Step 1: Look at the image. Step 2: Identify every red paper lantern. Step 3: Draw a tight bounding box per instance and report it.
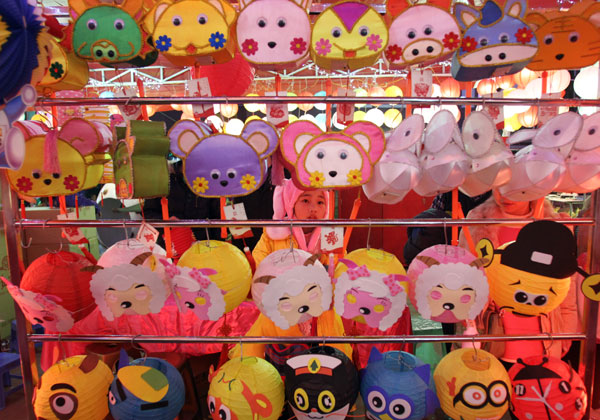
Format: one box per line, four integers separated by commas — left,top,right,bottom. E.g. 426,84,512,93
476,79,496,96
441,78,460,98
196,53,255,97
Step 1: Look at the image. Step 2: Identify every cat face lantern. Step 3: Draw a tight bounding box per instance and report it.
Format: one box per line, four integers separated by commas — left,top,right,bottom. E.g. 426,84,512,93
280,120,385,189
252,249,332,330
169,119,278,197
478,220,577,317
236,0,311,71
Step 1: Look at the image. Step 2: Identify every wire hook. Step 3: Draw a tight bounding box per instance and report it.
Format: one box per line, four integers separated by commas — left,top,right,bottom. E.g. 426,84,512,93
543,332,554,355
131,334,147,363
366,218,372,250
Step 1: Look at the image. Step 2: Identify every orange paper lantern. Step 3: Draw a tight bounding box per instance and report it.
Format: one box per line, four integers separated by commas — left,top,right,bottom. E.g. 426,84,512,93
441,78,460,98
513,68,539,88
476,79,496,96
518,106,539,128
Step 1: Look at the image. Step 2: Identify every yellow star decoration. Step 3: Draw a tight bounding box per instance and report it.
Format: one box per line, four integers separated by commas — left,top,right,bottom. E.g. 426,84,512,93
309,171,325,188
240,174,257,191
192,177,209,194
347,169,362,186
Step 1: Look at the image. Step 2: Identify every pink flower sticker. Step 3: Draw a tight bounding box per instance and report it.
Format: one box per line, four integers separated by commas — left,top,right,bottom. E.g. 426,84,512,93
290,37,307,55
366,34,383,51
315,38,332,56
242,38,259,56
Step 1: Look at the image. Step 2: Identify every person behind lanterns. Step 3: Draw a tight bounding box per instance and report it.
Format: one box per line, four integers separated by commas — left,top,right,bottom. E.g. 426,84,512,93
230,178,352,370
458,189,579,370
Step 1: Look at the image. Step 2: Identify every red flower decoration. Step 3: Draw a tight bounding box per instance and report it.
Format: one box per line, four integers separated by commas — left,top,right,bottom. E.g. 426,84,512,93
241,38,258,56
461,36,477,52
385,44,402,62
515,27,534,44
16,176,33,193
63,175,80,192
443,32,460,50
290,37,307,55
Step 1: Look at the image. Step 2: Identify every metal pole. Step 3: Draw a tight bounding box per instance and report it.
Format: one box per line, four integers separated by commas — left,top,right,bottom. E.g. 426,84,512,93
1,173,35,420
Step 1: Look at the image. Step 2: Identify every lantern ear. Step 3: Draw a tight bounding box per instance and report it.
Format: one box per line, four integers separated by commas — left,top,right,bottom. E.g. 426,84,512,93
254,275,275,284
81,265,104,273
469,258,489,268
303,254,321,266
476,238,495,267
79,354,100,373
208,364,217,382
416,256,441,267
367,347,384,364
130,252,152,266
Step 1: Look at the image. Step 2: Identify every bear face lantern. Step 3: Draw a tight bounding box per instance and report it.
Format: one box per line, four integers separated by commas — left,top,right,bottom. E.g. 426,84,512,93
478,220,578,316
284,346,359,420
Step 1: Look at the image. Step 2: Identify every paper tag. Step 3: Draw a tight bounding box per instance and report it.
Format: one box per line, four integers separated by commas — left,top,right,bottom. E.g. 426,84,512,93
186,78,214,118
478,92,505,128
57,212,88,245
411,68,433,98
116,88,142,121
266,91,289,128
223,203,253,239
538,93,561,125
137,222,159,248
320,227,344,253
336,88,355,126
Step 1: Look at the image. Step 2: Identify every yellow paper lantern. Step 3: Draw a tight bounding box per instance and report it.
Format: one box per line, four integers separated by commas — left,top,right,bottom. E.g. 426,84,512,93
476,79,496,96
208,357,284,420
171,104,182,111
244,93,261,113
385,85,403,97
178,240,252,314
434,348,511,420
504,113,522,132
383,108,403,128
441,78,460,98
220,104,239,119
34,355,113,420
298,91,314,112
245,115,261,123
354,110,366,121
355,88,368,108
513,68,540,88
518,106,539,128
287,92,298,112
288,114,299,123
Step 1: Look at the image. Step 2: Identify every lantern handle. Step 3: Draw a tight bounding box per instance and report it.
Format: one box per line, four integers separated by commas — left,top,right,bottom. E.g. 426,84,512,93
20,233,32,249
366,218,372,251
131,334,147,363
542,332,554,355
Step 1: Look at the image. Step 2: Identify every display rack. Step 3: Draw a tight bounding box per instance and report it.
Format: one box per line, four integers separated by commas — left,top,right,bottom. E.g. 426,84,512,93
4,95,600,420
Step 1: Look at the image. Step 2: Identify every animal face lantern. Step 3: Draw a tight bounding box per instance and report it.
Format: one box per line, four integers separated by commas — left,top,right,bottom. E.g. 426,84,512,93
434,348,511,420
385,4,461,69
280,120,385,189
109,357,185,420
310,1,388,70
69,0,155,66
333,248,408,331
284,346,359,420
252,249,332,330
236,0,311,70
478,220,577,317
361,349,439,420
169,119,278,197
7,118,112,197
525,0,600,71
508,355,587,420
33,355,113,420
208,357,285,420
451,0,538,81
407,245,489,323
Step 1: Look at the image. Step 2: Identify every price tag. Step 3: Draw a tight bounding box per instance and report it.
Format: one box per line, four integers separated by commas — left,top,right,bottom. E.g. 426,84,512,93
266,91,289,128
336,88,355,126
478,92,504,128
186,78,214,118
137,222,159,249
538,93,561,125
223,203,253,239
57,212,88,245
411,68,432,99
116,88,142,121
320,227,344,253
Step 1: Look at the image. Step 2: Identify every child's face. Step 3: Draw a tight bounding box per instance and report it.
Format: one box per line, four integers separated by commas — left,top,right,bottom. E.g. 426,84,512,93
293,190,327,220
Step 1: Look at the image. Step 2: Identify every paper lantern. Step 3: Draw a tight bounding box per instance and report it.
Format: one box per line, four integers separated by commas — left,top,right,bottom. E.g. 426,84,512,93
252,249,331,330
34,355,113,420
496,75,514,90
354,88,368,108
369,86,385,97
525,70,570,97
525,1,600,71
504,113,523,132
353,110,366,121
383,109,402,129
109,357,185,420
314,91,327,111
196,53,255,97
452,0,538,81
478,220,577,316
434,348,511,420
236,0,311,71
244,93,261,113
178,240,252,315
219,104,239,119
385,85,403,97
98,239,166,268
441,78,460,98
361,348,439,420
310,1,388,71
365,108,385,127
224,118,245,135
208,357,284,420
406,245,488,323
513,68,540,89
386,4,461,69
476,79,496,96
333,248,408,331
284,346,359,420
574,63,599,99
279,120,385,189
518,106,539,128
169,119,278,197
508,355,587,420
288,92,298,112
7,118,112,197
298,92,314,112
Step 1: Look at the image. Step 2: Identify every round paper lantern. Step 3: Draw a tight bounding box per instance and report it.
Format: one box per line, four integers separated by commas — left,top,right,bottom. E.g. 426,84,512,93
385,85,403,97
434,348,510,420
195,53,255,97
208,357,284,420
98,239,166,268
508,355,587,420
361,348,439,420
224,118,244,135
289,114,299,123
574,64,599,99
354,110,366,121
518,106,539,128
288,92,298,112
383,108,402,128
495,75,514,90
366,108,385,127
476,79,496,96
314,91,327,111
513,68,540,89
178,240,252,315
245,115,261,123
354,88,368,108
369,86,386,97
244,93,261,113
406,245,488,323
299,113,316,123
481,220,576,317
441,78,460,98
219,104,238,119
333,248,408,331
109,357,185,420
34,355,113,420
504,114,523,132
21,251,96,326
298,92,314,112
284,346,359,420
252,249,331,330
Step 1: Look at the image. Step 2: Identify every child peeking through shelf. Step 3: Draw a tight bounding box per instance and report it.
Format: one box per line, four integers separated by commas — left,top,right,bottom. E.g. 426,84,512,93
229,179,352,371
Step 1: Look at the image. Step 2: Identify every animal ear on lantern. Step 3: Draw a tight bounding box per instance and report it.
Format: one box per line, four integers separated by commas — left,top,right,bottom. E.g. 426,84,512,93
280,120,323,163
454,3,479,30
367,347,384,364
207,0,237,26
81,265,104,273
303,254,321,266
240,120,279,158
525,12,548,30
505,0,526,19
344,122,386,163
130,252,152,266
153,2,171,24
476,239,495,268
